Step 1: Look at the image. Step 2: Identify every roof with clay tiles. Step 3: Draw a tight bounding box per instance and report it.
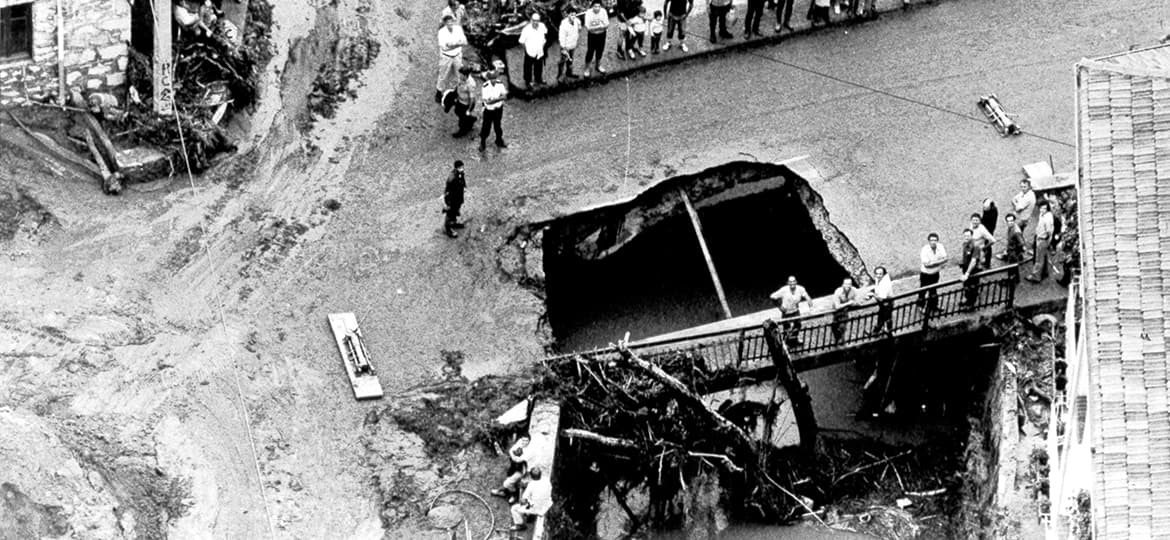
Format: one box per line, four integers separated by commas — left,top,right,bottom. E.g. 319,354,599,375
1075,43,1170,540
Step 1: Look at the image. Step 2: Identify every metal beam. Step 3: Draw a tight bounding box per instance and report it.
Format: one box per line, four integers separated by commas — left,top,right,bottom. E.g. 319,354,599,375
679,189,733,320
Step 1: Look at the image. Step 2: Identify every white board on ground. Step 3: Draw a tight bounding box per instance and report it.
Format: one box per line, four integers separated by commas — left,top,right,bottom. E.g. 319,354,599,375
326,313,385,400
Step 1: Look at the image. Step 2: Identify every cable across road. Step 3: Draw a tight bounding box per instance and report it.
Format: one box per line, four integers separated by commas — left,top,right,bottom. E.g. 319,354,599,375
744,50,1076,149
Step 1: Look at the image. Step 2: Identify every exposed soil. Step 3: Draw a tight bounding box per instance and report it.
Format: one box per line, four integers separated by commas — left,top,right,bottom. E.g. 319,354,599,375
0,0,1136,538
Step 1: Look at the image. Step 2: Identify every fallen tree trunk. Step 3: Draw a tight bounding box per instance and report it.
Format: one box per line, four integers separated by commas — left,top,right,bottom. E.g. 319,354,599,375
762,319,818,453
615,340,757,466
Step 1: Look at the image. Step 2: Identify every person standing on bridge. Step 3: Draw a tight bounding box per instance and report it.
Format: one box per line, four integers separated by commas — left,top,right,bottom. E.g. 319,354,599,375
867,266,893,336
1025,201,1055,283
968,213,997,269
959,228,983,310
831,277,859,342
998,213,1025,282
770,275,811,345
1011,179,1036,240
918,233,947,319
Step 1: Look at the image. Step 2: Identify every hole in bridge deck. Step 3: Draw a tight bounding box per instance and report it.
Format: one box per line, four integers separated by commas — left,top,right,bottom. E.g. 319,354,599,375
543,177,850,352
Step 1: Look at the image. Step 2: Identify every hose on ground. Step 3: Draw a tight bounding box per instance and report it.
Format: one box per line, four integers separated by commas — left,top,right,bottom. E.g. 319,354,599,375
426,489,496,540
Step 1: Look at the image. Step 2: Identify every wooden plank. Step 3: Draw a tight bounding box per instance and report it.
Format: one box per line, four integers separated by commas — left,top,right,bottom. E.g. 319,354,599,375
326,313,385,400
527,400,560,540
3,112,102,178
679,189,733,320
79,112,121,172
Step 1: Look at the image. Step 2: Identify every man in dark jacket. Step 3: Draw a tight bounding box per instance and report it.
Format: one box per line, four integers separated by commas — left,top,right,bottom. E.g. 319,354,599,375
959,228,982,309
443,161,467,238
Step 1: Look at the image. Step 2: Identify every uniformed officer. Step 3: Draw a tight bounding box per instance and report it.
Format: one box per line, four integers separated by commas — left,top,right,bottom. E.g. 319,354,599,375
443,160,467,238
479,67,508,152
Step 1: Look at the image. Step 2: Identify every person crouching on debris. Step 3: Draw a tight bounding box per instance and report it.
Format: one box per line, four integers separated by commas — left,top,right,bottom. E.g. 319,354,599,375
443,160,467,238
491,435,531,501
509,467,552,532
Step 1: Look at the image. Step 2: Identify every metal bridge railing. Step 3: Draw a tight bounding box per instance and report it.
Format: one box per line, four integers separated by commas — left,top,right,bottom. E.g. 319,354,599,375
546,262,1024,373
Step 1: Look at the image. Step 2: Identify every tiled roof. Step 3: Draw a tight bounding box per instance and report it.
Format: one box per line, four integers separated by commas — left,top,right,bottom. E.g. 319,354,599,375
1076,43,1170,540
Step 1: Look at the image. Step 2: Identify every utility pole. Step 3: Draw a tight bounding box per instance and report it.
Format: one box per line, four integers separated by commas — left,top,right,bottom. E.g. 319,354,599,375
152,0,174,115
679,189,733,320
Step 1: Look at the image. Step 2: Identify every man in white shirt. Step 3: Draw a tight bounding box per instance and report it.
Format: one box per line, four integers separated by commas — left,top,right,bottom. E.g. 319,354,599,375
518,13,548,88
436,15,467,102
479,69,508,152
1011,179,1036,237
867,266,893,336
509,467,553,531
917,233,947,317
1026,201,1055,282
831,277,859,342
583,1,609,76
968,213,996,268
769,275,811,345
558,10,581,81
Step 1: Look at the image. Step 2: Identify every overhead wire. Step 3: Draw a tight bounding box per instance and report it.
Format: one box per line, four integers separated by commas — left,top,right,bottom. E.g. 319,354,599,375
743,50,1075,149
161,30,276,535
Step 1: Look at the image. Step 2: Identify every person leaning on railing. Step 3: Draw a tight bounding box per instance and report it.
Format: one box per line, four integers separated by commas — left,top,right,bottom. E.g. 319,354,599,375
831,277,859,342
769,275,811,345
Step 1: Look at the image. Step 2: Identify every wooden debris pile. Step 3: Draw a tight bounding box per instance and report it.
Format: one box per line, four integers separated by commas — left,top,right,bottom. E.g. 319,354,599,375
530,339,814,536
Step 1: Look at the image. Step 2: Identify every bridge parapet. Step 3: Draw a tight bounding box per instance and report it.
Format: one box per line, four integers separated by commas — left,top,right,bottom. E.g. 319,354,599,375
545,262,1025,376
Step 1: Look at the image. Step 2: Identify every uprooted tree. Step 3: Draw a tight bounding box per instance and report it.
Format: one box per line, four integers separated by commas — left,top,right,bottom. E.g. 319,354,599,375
528,320,822,536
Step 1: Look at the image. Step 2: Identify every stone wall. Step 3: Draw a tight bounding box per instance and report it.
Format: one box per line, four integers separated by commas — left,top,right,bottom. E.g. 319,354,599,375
0,0,130,106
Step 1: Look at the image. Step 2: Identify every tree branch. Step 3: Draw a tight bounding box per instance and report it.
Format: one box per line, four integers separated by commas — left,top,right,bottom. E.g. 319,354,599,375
614,340,757,459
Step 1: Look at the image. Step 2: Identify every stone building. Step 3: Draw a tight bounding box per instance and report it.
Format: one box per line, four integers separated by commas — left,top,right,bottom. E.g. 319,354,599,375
0,0,130,107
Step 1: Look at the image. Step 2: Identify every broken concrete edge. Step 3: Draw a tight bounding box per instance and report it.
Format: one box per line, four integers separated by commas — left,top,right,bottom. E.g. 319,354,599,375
493,158,812,295
509,14,887,101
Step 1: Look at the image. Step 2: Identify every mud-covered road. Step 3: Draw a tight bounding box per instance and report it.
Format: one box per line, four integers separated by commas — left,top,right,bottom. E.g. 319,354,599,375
1,0,1167,538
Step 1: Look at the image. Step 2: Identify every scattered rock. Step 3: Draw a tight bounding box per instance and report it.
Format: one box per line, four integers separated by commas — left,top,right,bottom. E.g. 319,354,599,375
426,504,463,529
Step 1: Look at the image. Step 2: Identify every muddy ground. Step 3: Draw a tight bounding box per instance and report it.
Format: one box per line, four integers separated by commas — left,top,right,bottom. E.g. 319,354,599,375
0,0,1165,538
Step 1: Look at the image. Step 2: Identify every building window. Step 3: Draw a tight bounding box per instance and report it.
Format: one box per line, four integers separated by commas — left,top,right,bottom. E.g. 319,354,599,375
0,3,33,61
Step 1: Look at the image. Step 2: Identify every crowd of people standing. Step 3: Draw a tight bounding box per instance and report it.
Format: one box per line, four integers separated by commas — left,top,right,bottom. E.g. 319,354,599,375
770,178,1075,344
431,0,919,155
